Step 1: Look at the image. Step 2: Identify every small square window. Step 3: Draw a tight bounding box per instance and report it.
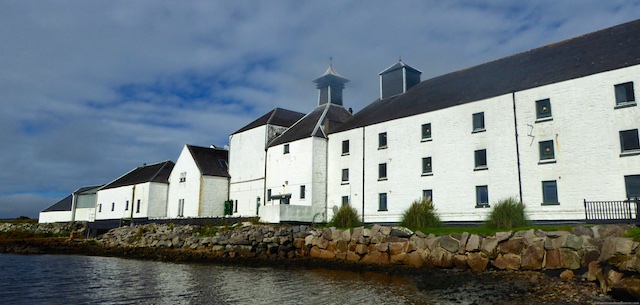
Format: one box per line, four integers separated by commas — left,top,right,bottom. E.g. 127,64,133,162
625,175,640,199
378,132,387,148
539,140,555,161
342,140,349,155
422,189,433,202
341,196,349,207
615,82,635,105
474,149,487,170
341,169,349,183
476,185,489,207
422,157,432,175
179,172,186,183
284,144,290,154
378,163,387,180
536,98,552,120
472,112,485,132
542,181,559,205
300,185,306,199
421,123,432,140
378,193,388,211
620,129,640,153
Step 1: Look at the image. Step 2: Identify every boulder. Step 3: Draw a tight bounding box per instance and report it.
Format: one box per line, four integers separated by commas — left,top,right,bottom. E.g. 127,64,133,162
376,242,389,252
390,227,413,238
346,251,361,262
429,247,454,268
331,228,343,241
492,253,521,270
495,231,513,242
390,252,407,264
599,237,638,266
612,277,640,301
426,236,441,251
559,269,574,280
351,227,364,241
498,237,524,255
467,252,489,272
521,240,545,270
560,248,581,269
458,232,470,254
544,249,562,269
561,234,582,250
355,244,368,255
480,237,498,259
586,261,602,282
362,250,389,265
388,242,408,255
571,226,594,237
452,254,467,270
410,235,427,251
465,234,481,252
341,229,351,242
439,235,459,253
406,250,427,268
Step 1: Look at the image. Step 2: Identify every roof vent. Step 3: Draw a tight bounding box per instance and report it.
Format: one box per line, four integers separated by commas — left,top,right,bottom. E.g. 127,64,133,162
313,64,349,106
379,59,421,99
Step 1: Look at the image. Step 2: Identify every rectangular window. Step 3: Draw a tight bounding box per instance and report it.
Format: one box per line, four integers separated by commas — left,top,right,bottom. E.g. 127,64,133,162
421,123,432,141
615,82,635,105
341,196,349,207
476,186,489,207
267,189,272,201
378,163,387,180
178,199,184,217
539,140,555,161
378,132,387,148
341,169,349,183
378,193,388,211
474,149,488,169
111,202,115,211
422,157,432,175
136,200,141,213
472,112,485,132
125,200,129,211
422,189,433,202
284,144,290,154
542,181,559,205
342,140,349,155
620,129,640,153
300,185,306,199
535,98,552,120
98,204,102,213
625,175,640,199
179,172,186,183
234,200,238,213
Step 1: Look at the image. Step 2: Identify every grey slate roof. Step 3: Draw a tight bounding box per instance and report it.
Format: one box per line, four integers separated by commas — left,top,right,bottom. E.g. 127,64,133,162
101,160,175,190
333,19,640,133
42,195,72,212
232,108,305,134
269,103,352,147
186,145,230,178
379,60,422,75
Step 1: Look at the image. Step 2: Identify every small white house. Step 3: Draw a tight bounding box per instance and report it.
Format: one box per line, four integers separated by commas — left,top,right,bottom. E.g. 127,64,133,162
167,144,230,218
95,161,174,220
38,185,102,223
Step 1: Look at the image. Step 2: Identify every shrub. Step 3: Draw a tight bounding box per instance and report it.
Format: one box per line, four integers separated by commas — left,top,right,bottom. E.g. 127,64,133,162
485,197,530,229
330,205,362,228
400,197,441,229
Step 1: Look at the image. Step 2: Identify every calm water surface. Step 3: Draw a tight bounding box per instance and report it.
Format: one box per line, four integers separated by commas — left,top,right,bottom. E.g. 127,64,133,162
0,254,515,305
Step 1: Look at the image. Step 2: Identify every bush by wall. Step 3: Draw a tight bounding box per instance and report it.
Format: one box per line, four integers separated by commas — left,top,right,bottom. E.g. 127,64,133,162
330,205,362,228
400,197,441,229
485,197,529,229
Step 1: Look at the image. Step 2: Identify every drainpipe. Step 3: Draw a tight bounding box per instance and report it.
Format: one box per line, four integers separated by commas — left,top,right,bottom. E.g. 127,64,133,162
130,185,136,223
512,92,524,203
70,192,78,223
362,126,366,223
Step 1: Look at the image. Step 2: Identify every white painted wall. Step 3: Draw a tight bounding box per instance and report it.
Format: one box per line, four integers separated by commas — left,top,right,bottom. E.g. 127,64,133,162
167,145,202,218
38,211,71,223
201,176,228,216
95,182,168,220
229,125,267,216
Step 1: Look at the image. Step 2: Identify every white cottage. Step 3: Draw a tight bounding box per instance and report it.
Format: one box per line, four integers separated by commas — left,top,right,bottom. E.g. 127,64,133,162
261,66,352,223
95,161,174,221
167,144,230,218
229,108,305,217
38,185,102,223
327,19,640,223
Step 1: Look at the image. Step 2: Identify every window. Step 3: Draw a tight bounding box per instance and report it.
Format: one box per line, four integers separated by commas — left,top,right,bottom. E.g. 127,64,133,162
421,123,432,141
125,200,129,211
341,169,349,183
536,98,552,120
378,193,388,211
342,140,349,155
620,129,640,154
378,163,387,180
300,185,306,199
476,186,489,207
234,200,238,213
474,149,487,170
136,200,141,213
378,132,387,148
111,202,115,211
472,112,485,132
422,157,432,175
284,144,290,154
422,189,433,202
179,172,186,183
542,181,559,205
267,189,272,201
625,175,640,199
178,199,184,217
98,204,102,213
341,196,349,207
615,82,635,106
539,140,555,162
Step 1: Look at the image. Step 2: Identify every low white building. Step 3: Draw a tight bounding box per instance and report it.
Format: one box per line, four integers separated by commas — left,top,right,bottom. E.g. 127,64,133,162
95,161,174,220
167,144,230,218
38,185,101,223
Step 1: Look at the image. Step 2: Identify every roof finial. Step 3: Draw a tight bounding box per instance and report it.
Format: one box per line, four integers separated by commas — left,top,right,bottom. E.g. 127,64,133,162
399,56,402,62
329,56,333,68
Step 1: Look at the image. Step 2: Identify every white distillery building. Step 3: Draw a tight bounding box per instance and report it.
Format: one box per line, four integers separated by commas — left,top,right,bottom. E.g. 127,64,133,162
38,185,102,223
167,144,230,218
227,19,640,224
95,161,174,221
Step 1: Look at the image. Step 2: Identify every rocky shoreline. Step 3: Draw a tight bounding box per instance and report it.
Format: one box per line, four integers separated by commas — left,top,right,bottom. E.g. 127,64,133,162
1,222,639,302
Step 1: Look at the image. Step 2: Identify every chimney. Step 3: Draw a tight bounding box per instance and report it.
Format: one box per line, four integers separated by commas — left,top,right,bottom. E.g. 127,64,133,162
313,64,349,106
379,59,421,99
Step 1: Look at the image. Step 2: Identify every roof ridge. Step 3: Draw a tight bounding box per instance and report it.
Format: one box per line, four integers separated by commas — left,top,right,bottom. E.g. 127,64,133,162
148,160,172,182
312,103,332,138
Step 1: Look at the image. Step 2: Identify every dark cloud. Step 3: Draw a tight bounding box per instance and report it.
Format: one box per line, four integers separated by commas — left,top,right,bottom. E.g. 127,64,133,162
0,1,638,218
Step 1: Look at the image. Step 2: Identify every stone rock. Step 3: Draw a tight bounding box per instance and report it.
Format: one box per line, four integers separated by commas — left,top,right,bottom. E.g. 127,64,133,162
452,254,467,270
331,229,342,241
414,230,426,238
560,248,581,269
586,261,602,282
317,237,329,249
544,235,564,250
327,241,337,252
467,252,489,272
370,224,381,236
545,249,562,269
599,237,637,266
390,252,407,264
495,231,513,242
582,249,600,267
559,269,574,280
429,247,454,268
362,251,389,265
355,244,368,255
426,236,441,251
410,235,427,251
612,277,640,301
309,246,322,258
458,232,470,254
322,228,333,241
492,253,521,270
304,235,314,247
439,235,459,253
480,237,498,259
319,249,336,260
465,234,481,252
561,234,582,250
351,227,363,241
346,251,361,262
498,237,524,255
390,227,413,238
293,238,305,249
341,229,351,242
406,250,427,268
607,269,624,288
362,228,371,237
545,231,570,238
592,225,625,238
380,226,392,236
388,242,408,255
571,226,593,237
521,240,545,270
376,242,389,252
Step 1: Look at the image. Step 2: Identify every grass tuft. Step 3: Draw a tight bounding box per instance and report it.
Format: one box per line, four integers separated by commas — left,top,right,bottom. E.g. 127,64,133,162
485,197,530,229
330,205,362,228
400,197,441,229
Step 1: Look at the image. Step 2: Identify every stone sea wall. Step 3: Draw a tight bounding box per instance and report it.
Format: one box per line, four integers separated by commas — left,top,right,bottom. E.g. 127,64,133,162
0,222,86,236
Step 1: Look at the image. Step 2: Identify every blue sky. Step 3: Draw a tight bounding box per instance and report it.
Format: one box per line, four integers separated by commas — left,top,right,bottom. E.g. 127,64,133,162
0,1,638,218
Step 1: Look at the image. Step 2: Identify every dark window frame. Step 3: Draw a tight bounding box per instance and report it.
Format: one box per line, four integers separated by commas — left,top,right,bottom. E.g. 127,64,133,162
615,82,636,106
378,132,387,149
620,129,640,154
542,180,559,205
378,193,388,211
125,200,129,211
422,157,432,175
300,185,306,199
341,168,349,184
539,140,555,162
472,112,485,132
136,200,141,213
474,149,488,170
476,185,489,208
625,175,640,199
111,202,115,211
267,189,272,201
535,98,552,120
421,123,432,141
378,163,387,180
341,196,349,207
422,189,433,202
342,140,350,155
283,144,290,154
